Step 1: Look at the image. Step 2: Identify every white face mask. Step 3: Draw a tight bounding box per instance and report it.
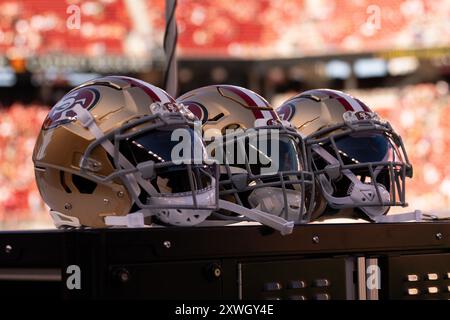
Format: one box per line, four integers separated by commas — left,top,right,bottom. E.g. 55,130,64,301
147,184,216,226
248,187,305,221
313,143,392,220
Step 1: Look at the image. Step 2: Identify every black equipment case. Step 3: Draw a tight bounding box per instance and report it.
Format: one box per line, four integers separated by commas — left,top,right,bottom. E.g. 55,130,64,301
0,222,449,300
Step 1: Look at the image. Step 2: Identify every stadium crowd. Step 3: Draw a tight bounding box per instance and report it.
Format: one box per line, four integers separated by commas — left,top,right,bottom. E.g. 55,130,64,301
168,0,450,57
0,0,130,58
0,82,449,227
0,103,50,228
1,0,449,59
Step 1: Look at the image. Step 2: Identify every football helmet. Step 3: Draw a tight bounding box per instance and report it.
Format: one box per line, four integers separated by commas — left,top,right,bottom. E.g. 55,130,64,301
177,85,314,227
277,89,413,222
33,76,218,228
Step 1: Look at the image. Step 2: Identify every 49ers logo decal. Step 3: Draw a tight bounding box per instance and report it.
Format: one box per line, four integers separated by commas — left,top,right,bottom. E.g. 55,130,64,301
182,101,209,124
43,88,100,130
277,103,295,121
354,111,373,120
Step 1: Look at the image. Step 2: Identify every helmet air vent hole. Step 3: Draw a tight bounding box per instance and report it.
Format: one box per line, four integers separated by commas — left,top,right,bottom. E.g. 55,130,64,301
60,171,72,194
72,174,97,194
210,113,225,122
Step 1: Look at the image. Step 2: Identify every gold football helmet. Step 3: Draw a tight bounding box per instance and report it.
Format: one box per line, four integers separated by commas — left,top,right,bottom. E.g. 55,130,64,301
177,85,314,225
33,76,218,228
277,89,413,222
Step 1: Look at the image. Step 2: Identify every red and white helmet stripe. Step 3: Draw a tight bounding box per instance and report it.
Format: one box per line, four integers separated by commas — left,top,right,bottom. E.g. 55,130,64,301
105,76,175,103
219,85,277,120
303,89,372,112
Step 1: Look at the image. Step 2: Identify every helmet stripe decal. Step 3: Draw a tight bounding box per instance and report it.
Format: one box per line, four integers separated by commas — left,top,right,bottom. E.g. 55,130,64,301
355,98,372,112
107,76,175,103
328,89,364,111
312,89,363,111
220,85,276,119
336,97,354,111
261,109,278,120
220,85,264,119
163,91,177,103
124,77,173,103
222,85,258,106
251,108,264,119
245,88,271,108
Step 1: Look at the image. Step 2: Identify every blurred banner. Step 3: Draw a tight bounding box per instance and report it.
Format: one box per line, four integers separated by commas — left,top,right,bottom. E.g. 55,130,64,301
1,1,450,62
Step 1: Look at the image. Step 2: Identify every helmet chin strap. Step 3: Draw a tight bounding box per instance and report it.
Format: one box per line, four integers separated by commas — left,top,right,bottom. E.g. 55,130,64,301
104,211,148,228
103,197,296,234
218,199,294,235
312,145,421,222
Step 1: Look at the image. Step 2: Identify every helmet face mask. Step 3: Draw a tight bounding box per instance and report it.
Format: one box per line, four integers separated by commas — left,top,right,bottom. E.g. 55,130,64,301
213,126,314,221
277,89,413,222
308,119,411,220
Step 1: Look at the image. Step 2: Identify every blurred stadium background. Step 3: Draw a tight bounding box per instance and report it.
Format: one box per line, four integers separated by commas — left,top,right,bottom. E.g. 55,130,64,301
1,0,450,229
